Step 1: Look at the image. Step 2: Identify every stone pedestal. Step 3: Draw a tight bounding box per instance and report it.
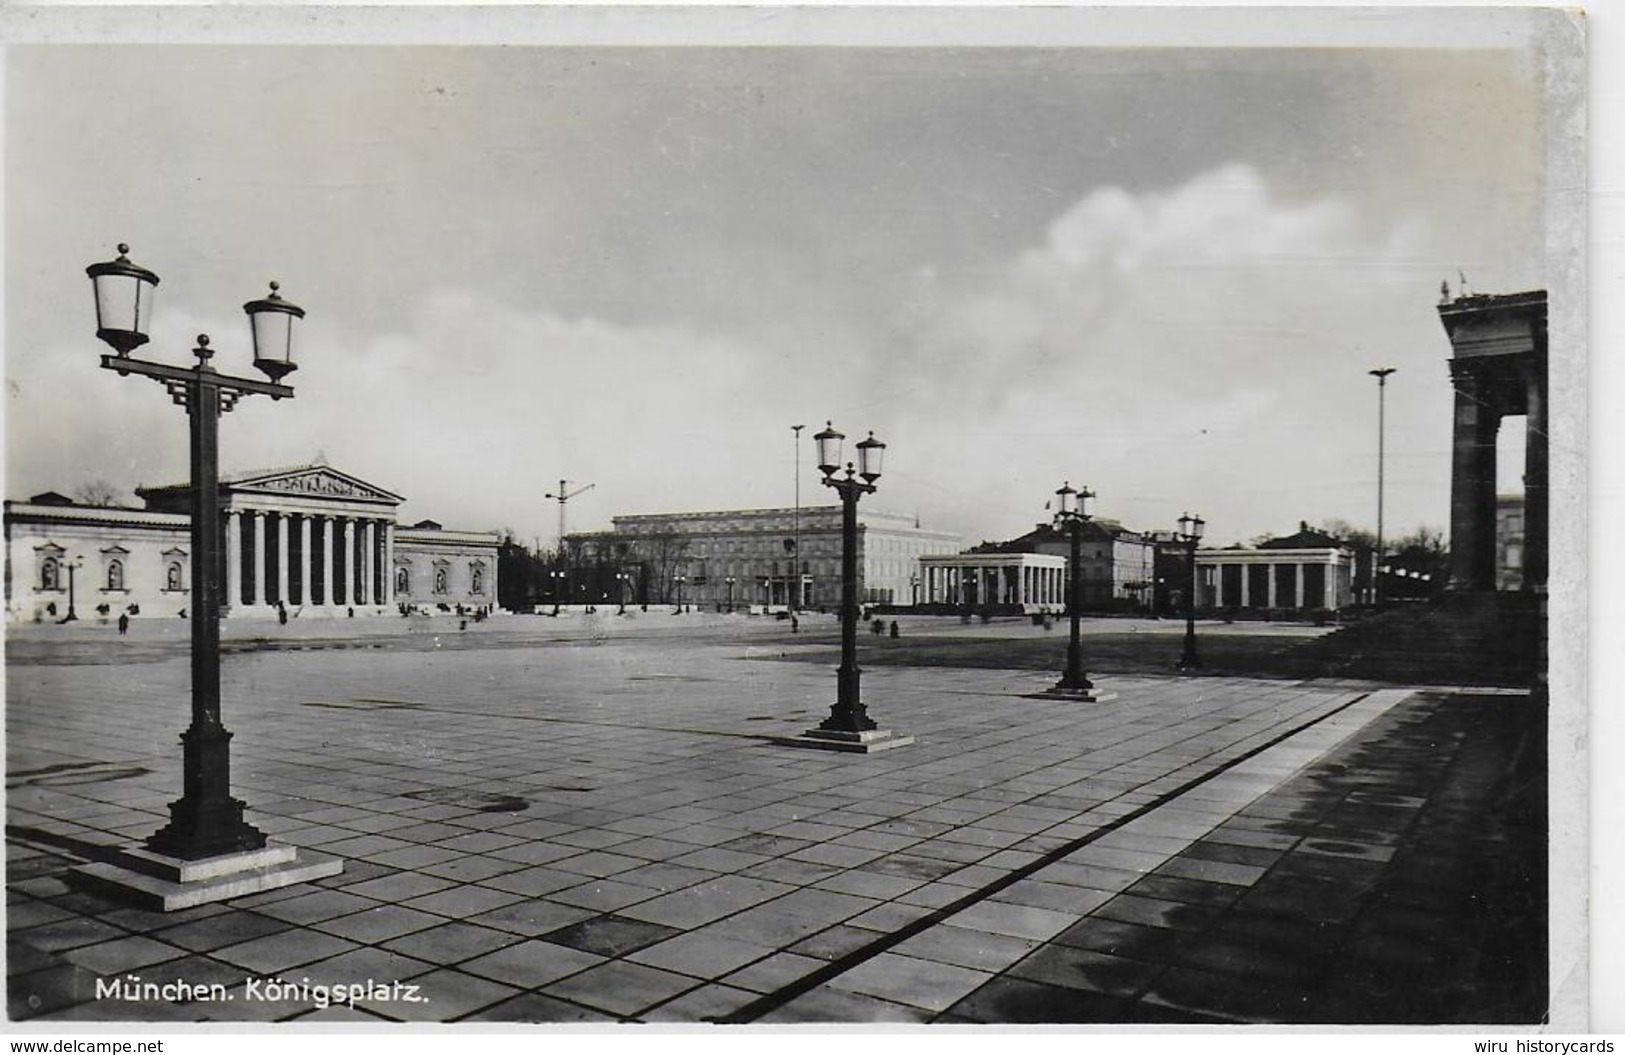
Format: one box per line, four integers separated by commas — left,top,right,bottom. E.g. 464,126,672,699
71,844,341,912
1024,686,1119,703
774,727,915,753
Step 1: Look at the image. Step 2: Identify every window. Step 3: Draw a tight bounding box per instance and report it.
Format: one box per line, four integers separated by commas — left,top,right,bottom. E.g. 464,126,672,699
434,567,449,594
167,562,183,591
41,558,60,591
106,560,124,591
395,565,411,595
471,564,485,595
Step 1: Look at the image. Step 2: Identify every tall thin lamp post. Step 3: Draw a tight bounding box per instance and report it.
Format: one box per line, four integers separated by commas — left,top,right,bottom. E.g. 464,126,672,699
76,244,338,906
1176,513,1206,672
792,424,803,612
62,556,83,623
1370,367,1397,607
777,423,912,752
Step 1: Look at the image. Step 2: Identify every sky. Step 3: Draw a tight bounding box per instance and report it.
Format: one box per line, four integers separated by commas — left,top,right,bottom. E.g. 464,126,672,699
4,20,1562,550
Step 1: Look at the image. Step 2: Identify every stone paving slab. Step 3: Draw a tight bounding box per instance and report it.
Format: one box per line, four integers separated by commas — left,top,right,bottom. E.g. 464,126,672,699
6,629,1541,1024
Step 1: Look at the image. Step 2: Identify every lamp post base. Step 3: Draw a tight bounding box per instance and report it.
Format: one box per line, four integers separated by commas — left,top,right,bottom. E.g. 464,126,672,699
70,843,341,912
1027,685,1118,703
774,727,915,753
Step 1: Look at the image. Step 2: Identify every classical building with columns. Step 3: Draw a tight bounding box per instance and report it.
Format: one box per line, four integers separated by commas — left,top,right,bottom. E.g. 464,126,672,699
917,552,1070,611
1438,290,1547,595
1196,523,1355,612
4,464,499,621
959,519,1156,609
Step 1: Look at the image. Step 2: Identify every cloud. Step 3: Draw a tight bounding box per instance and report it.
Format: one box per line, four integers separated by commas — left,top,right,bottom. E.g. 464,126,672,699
872,163,1447,544
6,163,1458,551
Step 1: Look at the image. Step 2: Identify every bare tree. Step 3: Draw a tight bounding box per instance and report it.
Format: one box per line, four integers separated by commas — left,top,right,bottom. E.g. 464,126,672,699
644,528,691,604
73,479,123,507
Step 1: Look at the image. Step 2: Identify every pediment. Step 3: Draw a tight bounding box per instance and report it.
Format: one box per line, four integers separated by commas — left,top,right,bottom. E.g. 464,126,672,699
228,467,404,506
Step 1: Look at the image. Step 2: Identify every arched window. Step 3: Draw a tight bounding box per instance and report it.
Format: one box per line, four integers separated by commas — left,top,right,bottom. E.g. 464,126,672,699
434,567,448,594
41,558,59,591
470,565,485,595
106,560,124,591
167,562,183,591
395,565,410,595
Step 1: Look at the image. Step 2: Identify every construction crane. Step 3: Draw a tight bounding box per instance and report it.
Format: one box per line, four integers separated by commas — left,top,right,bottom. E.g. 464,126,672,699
544,479,595,553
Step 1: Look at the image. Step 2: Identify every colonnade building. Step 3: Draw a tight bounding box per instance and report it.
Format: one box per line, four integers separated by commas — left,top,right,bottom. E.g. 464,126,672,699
4,464,500,622
920,519,1155,611
1193,524,1356,611
566,506,960,610
916,553,1070,610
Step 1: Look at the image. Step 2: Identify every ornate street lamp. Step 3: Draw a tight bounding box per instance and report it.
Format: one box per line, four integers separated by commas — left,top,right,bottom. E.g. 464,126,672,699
725,575,737,613
550,569,565,616
1176,512,1206,672
74,244,338,908
616,571,632,615
778,423,912,753
60,556,84,623
673,574,687,614
1042,482,1106,701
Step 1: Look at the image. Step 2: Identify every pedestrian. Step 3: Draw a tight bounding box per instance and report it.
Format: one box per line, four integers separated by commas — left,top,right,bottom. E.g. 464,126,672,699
117,612,129,636
889,620,899,638
791,614,799,634
277,602,288,626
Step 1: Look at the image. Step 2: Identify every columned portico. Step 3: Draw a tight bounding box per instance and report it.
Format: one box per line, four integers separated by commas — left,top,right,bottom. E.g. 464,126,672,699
11,464,498,623
1438,291,1547,593
136,466,406,616
919,552,1067,611
1202,548,1353,611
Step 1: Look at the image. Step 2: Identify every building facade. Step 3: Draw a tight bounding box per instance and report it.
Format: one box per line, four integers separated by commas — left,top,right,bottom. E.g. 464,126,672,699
917,552,1069,610
566,506,960,610
5,465,499,622
955,519,1156,609
1497,494,1526,591
1196,524,1356,612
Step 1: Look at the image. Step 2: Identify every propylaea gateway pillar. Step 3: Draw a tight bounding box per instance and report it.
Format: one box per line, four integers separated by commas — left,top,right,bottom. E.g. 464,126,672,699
1437,290,1547,593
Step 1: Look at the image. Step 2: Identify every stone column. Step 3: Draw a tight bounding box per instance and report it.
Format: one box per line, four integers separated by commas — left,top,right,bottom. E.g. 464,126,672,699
363,520,376,606
223,510,242,613
384,523,396,606
296,515,310,605
319,517,333,607
276,513,290,606
336,519,351,606
252,511,267,607
1240,562,1250,608
1296,563,1307,609
1447,364,1502,590
1524,360,1548,592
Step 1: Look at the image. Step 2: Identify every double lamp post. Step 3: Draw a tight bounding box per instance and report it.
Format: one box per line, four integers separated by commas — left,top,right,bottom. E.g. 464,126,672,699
776,422,912,753
78,244,340,905
1043,481,1107,702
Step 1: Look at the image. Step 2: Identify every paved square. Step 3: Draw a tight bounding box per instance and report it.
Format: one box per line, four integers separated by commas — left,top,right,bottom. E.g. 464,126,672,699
7,618,1543,1024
